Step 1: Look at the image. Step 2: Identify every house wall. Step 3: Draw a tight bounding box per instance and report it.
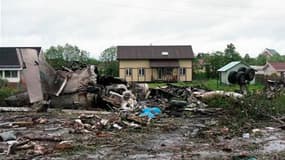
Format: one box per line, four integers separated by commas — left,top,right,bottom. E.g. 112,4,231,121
119,59,193,82
0,68,21,83
220,63,255,85
119,60,151,82
179,60,192,81
263,64,280,76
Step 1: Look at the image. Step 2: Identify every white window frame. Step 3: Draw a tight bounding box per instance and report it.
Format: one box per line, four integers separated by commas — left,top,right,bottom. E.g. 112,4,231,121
179,68,186,76
125,68,132,76
4,70,18,78
139,68,145,77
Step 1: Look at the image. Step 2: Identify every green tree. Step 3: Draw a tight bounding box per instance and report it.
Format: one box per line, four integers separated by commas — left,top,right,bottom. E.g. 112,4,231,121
99,46,118,76
204,43,242,78
224,43,242,63
242,53,257,65
205,51,225,78
255,54,267,65
45,43,91,69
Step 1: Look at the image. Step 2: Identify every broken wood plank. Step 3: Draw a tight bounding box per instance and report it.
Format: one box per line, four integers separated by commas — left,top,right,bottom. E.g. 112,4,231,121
23,135,63,142
56,109,112,115
0,107,32,112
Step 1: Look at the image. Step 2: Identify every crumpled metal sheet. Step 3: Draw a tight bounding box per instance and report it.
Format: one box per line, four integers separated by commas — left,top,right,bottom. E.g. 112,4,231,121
19,48,44,103
62,66,96,94
38,53,65,95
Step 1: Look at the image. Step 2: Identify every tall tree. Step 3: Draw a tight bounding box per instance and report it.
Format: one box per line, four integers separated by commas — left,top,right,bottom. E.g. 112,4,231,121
204,43,242,78
224,43,242,63
99,46,118,76
243,53,253,64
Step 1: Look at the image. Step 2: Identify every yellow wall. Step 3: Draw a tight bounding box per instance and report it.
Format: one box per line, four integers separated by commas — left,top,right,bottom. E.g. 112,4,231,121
119,60,151,82
119,59,192,82
179,60,192,81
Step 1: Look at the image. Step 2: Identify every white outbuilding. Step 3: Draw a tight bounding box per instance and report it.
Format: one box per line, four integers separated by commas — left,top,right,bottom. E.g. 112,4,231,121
217,61,255,85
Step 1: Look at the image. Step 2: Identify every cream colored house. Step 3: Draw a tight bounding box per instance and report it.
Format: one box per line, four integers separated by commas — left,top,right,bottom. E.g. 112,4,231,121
117,45,194,82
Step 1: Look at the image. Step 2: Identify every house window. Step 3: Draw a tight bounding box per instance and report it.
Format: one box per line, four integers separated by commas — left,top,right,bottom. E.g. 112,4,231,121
0,71,2,78
11,71,18,77
4,70,18,78
125,68,132,76
139,68,145,76
179,68,186,76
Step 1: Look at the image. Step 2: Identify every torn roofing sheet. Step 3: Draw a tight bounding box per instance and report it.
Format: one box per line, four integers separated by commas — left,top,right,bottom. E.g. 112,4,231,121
18,48,44,103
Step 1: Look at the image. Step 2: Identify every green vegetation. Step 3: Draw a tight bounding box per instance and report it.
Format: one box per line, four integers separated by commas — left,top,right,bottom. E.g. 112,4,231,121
195,43,285,79
99,46,118,77
0,79,18,105
0,87,18,105
45,43,94,70
45,44,118,76
205,92,285,133
149,79,264,92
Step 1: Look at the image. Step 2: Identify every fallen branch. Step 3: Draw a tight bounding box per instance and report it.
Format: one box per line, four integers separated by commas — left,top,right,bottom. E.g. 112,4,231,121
270,115,285,124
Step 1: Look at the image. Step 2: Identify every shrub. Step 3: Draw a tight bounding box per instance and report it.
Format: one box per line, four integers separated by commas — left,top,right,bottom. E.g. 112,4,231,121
0,79,8,88
206,93,285,118
0,87,17,106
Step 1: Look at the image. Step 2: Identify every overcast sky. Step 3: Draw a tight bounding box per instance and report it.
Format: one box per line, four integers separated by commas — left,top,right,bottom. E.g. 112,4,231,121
0,0,284,58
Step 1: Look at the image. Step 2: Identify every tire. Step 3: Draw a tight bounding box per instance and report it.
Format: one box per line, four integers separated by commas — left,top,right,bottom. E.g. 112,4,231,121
245,68,255,81
236,71,246,85
228,71,237,84
238,67,247,72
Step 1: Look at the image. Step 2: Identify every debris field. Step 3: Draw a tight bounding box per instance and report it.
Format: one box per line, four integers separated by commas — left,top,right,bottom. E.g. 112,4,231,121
0,50,285,159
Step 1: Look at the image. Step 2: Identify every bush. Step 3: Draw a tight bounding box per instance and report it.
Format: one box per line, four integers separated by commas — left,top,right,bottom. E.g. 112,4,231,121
0,87,17,106
0,79,8,88
204,93,285,133
206,93,285,119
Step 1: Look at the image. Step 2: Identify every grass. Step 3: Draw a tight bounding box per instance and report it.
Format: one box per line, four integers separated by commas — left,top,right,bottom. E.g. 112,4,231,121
148,79,264,92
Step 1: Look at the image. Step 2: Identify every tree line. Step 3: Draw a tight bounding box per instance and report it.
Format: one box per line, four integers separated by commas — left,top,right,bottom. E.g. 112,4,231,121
195,43,285,78
45,43,118,77
45,43,285,79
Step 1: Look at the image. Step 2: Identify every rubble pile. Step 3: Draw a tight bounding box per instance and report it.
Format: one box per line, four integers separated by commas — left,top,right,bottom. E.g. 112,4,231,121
265,80,285,99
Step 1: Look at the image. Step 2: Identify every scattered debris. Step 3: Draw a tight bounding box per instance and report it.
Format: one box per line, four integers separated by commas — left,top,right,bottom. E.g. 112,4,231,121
0,49,284,159
0,131,16,142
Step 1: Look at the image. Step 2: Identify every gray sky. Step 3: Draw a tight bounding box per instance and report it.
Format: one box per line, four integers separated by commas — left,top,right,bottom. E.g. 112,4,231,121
0,0,284,58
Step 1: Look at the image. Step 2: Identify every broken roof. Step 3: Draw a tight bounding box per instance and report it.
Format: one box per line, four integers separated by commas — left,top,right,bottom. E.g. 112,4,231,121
117,45,194,60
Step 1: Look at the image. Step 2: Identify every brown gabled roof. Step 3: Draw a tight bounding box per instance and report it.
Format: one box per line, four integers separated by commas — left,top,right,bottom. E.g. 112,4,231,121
117,45,194,60
269,62,285,71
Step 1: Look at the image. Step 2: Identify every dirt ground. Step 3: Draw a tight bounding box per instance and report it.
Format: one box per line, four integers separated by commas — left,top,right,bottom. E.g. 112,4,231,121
0,110,285,160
